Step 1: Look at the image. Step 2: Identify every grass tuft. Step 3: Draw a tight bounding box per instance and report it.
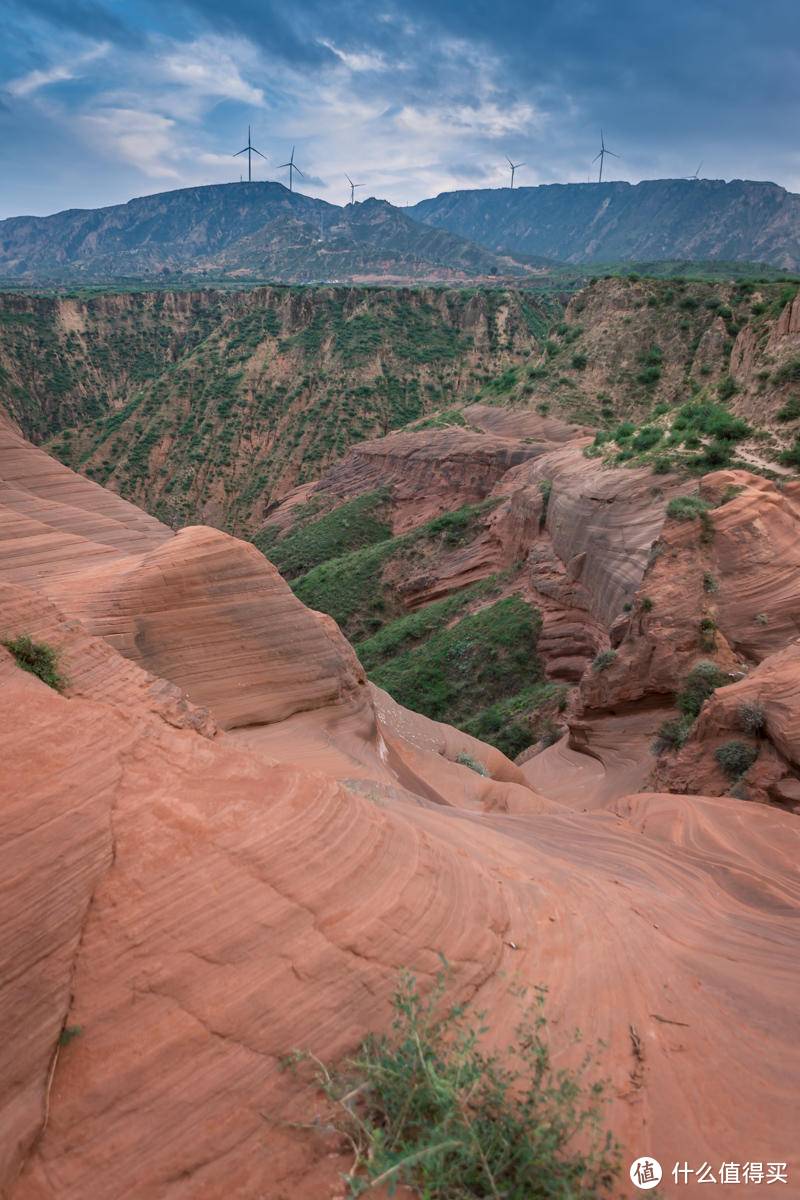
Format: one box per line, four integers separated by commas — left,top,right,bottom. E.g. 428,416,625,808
2,634,66,692
290,965,620,1198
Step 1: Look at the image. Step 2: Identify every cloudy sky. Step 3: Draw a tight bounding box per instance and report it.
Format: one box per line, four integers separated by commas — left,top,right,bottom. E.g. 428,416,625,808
1,0,799,218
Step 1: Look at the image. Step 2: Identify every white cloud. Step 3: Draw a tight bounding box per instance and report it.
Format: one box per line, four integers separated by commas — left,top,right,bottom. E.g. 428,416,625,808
6,42,109,97
81,107,180,178
159,37,266,107
317,40,389,73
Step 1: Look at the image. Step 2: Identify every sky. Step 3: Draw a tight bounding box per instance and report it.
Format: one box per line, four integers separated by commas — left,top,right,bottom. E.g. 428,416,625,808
1,0,799,219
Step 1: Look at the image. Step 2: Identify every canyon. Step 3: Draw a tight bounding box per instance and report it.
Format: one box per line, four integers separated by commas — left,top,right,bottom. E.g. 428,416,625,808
2,271,800,1198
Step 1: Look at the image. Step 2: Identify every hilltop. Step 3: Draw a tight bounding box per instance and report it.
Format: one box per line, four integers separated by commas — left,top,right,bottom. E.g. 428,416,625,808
0,183,521,285
410,178,800,269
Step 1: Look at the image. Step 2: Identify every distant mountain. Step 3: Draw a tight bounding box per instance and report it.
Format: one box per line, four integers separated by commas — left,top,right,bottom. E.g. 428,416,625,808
409,179,800,270
0,183,522,283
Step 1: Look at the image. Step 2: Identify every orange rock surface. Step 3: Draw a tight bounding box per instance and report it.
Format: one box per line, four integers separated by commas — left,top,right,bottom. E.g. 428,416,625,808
2,425,799,1199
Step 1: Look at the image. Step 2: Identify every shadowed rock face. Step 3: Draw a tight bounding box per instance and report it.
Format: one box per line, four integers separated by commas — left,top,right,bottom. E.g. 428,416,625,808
2,424,800,1198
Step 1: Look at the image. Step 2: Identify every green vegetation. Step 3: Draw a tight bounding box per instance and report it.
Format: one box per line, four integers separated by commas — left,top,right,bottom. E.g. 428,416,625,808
591,649,617,673
2,634,65,692
356,576,504,672
676,659,727,719
368,597,542,750
58,1025,83,1047
738,701,766,736
653,716,693,753
292,501,499,641
254,490,391,579
291,966,619,1198
773,357,800,386
462,682,564,760
715,740,758,780
698,616,717,651
455,752,489,776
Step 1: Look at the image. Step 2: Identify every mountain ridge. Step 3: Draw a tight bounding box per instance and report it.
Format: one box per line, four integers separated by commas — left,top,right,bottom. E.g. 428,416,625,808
410,177,800,269
0,182,521,284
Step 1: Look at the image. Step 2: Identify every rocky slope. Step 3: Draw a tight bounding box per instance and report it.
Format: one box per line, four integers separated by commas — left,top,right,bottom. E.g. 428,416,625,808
2,410,799,1198
0,285,553,532
0,184,524,284
410,178,800,269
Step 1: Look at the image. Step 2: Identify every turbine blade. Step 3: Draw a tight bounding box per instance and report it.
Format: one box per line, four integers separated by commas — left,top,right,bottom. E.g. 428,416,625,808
293,166,305,177
234,148,249,156
606,150,620,157
277,162,291,169
252,148,268,160
592,151,602,161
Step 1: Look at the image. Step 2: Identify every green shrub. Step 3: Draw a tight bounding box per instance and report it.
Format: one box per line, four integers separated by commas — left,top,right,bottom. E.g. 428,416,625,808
676,659,728,719
592,649,617,673
368,597,542,743
779,437,800,469
641,597,654,612
632,426,661,452
777,396,800,422
2,635,65,691
703,571,718,594
256,490,391,579
455,752,489,776
773,357,800,386
666,495,711,522
737,701,766,736
698,616,717,651
571,352,588,370
291,966,620,1199
653,716,693,753
715,740,758,779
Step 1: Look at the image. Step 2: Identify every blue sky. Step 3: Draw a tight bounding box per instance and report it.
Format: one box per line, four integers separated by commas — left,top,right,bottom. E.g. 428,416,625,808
1,0,799,218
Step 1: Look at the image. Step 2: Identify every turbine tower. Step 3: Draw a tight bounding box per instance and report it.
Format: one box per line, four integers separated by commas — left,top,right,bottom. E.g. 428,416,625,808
593,130,619,182
233,126,267,183
345,174,364,205
278,145,304,192
506,156,525,188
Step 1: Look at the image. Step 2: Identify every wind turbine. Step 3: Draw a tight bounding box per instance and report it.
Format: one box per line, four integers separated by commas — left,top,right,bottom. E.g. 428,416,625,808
345,174,364,205
506,156,525,188
233,126,267,183
689,161,703,180
278,145,304,192
593,130,619,182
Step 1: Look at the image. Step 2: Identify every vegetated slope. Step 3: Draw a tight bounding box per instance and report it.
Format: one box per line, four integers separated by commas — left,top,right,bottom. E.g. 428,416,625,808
0,285,554,532
410,178,800,269
2,380,799,1199
472,275,800,471
0,183,524,283
255,276,800,776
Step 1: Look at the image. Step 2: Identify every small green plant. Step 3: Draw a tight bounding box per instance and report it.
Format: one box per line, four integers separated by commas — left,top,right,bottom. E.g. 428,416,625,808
715,740,758,780
776,395,800,422
2,635,65,692
703,571,719,594
455,752,489,776
640,597,654,612
290,966,620,1198
592,649,617,673
58,1025,83,1047
698,616,717,651
676,659,728,719
737,701,766,736
666,495,710,522
653,716,693,753
571,352,588,370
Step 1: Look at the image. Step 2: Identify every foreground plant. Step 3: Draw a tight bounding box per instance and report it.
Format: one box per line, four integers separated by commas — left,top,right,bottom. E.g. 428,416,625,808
2,634,65,692
289,966,620,1198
